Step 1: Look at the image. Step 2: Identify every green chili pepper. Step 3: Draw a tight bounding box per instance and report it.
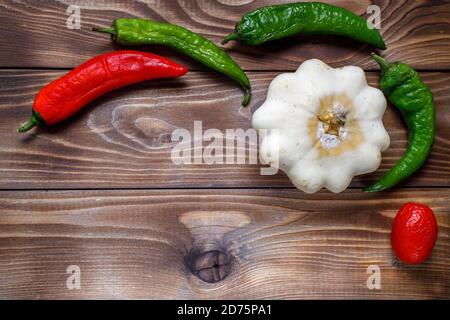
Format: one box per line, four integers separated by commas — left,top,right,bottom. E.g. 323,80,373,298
222,2,386,49
93,18,251,106
364,54,435,192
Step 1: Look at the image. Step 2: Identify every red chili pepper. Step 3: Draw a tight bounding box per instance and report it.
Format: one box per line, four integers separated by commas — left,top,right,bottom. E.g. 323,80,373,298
391,202,438,264
18,50,188,132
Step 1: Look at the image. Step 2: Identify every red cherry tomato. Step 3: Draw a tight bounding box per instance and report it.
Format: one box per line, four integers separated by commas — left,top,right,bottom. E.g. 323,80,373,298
391,202,438,264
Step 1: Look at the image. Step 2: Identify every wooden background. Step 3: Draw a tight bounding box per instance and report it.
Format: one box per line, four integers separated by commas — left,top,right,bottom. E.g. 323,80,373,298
0,0,449,299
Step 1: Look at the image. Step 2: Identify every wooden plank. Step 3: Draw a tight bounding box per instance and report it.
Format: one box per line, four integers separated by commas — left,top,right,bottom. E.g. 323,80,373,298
1,70,449,189
0,188,448,299
0,0,449,70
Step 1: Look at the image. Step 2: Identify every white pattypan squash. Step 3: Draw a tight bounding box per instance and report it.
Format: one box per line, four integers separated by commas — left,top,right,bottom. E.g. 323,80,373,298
252,59,390,193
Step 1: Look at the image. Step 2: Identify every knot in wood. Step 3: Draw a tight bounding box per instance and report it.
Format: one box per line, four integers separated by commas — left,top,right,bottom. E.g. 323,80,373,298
187,250,231,283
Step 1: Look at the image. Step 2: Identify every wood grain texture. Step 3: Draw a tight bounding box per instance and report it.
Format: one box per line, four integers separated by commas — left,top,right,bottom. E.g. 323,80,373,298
0,189,448,299
0,0,449,301
1,70,449,189
0,0,449,70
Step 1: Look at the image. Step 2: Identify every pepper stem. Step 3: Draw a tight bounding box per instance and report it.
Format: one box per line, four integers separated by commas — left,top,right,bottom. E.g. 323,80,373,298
92,27,116,36
242,88,251,107
363,182,387,193
372,54,393,71
222,32,238,45
17,115,40,133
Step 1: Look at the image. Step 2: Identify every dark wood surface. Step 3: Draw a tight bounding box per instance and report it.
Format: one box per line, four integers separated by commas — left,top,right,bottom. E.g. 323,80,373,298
1,189,449,299
1,0,450,70
0,0,449,299
1,71,450,189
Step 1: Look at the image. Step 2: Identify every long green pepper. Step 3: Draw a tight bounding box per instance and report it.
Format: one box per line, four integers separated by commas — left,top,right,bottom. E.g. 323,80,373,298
364,55,435,192
94,18,251,106
223,2,386,49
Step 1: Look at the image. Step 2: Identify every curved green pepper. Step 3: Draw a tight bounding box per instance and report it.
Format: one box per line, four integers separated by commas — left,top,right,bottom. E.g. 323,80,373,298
223,2,386,49
364,54,435,192
94,18,251,106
